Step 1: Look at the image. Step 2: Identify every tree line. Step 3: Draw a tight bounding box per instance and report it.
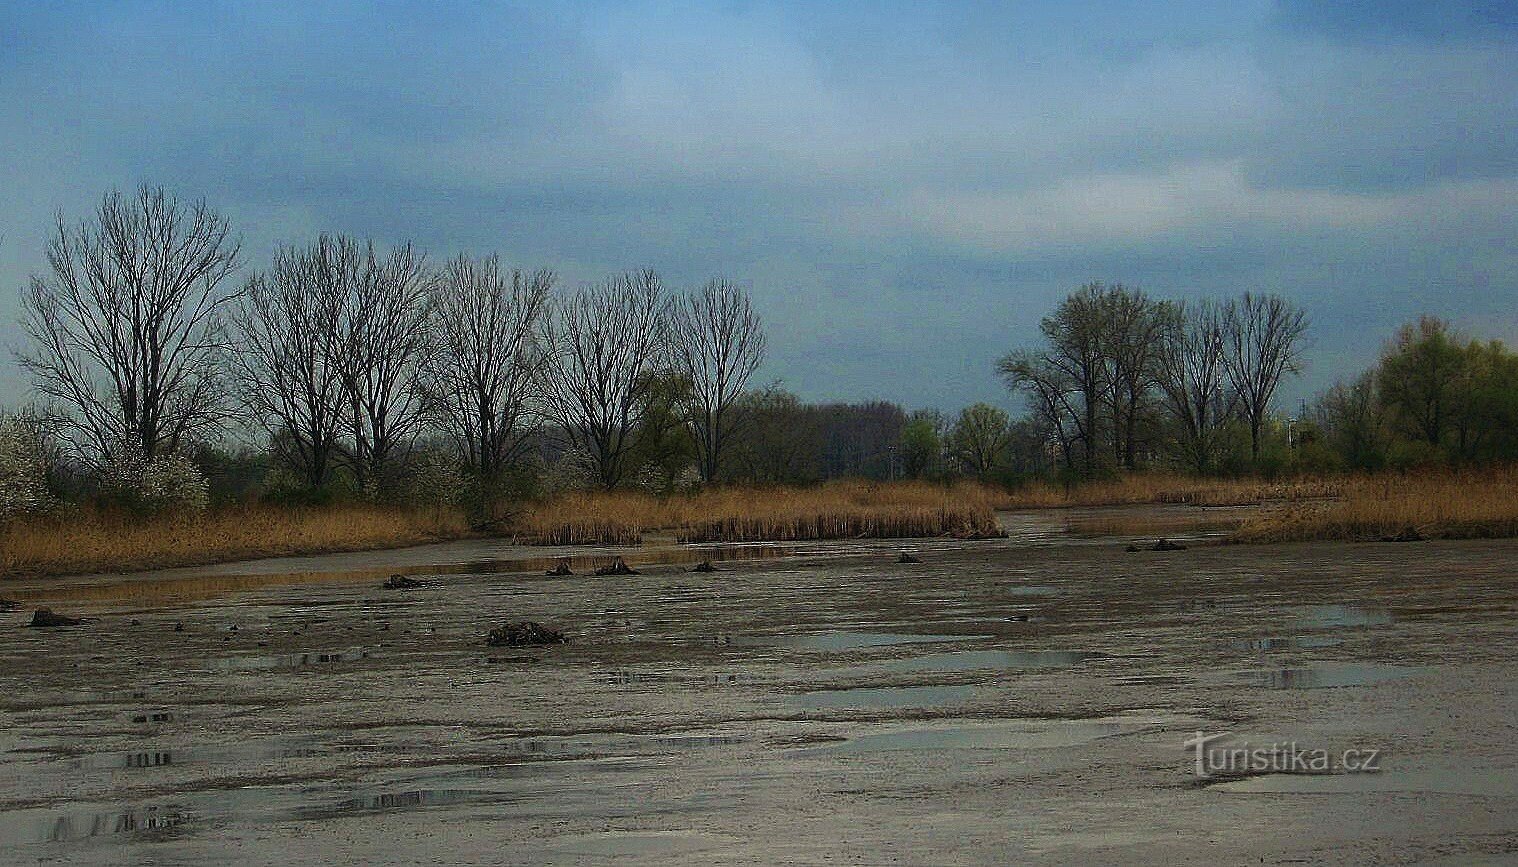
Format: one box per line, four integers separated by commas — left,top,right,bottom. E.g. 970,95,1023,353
4,184,1513,522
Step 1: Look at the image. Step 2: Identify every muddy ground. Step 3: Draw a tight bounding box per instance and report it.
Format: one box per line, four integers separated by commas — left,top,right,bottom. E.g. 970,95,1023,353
1,506,1515,865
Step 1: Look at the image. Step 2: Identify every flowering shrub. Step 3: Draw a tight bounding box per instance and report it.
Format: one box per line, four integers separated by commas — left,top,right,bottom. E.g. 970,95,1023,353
98,445,210,515
0,417,55,521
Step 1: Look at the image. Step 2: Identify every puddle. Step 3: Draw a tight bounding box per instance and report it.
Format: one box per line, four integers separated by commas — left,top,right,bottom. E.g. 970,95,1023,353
208,648,371,671
12,544,798,608
1003,584,1058,596
806,716,1166,755
302,789,504,818
512,545,796,576
1245,663,1418,689
63,741,328,771
789,685,975,709
1296,605,1393,629
732,632,988,651
1210,763,1518,797
0,805,191,844
1233,636,1344,651
494,731,745,759
877,649,1097,673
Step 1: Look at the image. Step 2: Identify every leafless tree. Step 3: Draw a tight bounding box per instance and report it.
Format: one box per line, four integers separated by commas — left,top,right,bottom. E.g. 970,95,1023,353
329,238,434,496
420,254,553,500
541,270,670,489
229,238,349,491
668,278,766,483
17,185,241,464
1155,299,1235,473
1221,292,1309,460
1102,284,1167,469
997,350,1082,471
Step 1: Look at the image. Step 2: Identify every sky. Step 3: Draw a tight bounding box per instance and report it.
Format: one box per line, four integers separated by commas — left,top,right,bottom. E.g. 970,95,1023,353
1,1,1515,416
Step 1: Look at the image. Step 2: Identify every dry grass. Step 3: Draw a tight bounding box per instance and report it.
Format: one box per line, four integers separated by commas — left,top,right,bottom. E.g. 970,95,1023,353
1234,468,1518,543
510,480,1005,545
998,473,1344,509
1,505,471,578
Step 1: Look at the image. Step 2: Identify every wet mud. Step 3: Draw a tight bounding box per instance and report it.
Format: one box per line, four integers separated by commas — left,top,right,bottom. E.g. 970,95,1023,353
2,504,1517,864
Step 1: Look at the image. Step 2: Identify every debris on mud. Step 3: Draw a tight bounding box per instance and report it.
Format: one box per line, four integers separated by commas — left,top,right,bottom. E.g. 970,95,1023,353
595,557,640,576
545,559,574,576
383,575,428,590
486,621,567,647
690,560,716,573
1379,526,1427,542
897,552,922,563
28,608,82,628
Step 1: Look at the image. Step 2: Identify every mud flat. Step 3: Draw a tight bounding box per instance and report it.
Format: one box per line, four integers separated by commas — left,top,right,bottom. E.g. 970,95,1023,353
2,507,1517,864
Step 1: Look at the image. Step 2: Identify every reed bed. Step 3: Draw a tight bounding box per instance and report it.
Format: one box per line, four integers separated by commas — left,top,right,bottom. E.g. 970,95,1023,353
511,480,1005,545
999,474,1344,509
1,505,471,578
1234,468,1518,543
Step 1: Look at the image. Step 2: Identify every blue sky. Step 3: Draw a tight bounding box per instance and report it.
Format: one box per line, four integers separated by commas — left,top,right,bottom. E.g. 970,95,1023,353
2,1,1515,414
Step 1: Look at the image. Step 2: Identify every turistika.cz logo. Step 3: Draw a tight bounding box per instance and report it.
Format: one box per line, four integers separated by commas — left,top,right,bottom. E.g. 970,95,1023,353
1184,731,1383,778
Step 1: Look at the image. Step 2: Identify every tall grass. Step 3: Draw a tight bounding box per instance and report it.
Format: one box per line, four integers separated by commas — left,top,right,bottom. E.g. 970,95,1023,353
510,480,1005,545
1,505,471,578
997,473,1344,509
1234,468,1518,542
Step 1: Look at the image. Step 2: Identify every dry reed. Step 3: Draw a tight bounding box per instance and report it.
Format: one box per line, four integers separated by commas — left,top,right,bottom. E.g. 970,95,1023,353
1234,468,1518,543
998,473,1344,509
511,480,1005,545
1,505,471,578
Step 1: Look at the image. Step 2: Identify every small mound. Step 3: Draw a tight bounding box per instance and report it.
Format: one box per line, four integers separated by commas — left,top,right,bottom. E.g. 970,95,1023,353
595,557,640,576
486,621,567,647
29,608,82,628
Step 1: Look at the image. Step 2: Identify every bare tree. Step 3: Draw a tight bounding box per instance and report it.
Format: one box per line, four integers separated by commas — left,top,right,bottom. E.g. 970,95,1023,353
997,350,1082,471
541,270,670,489
420,254,553,504
1220,292,1309,460
229,238,349,491
329,238,434,496
668,278,766,483
1155,299,1235,474
1102,284,1167,469
17,185,241,463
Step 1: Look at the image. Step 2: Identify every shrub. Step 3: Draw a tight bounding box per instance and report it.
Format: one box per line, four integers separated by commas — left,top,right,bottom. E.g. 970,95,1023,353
98,445,210,515
0,417,56,521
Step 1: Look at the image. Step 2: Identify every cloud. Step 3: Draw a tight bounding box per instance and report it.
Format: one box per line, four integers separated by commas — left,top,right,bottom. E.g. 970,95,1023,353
0,1,1515,412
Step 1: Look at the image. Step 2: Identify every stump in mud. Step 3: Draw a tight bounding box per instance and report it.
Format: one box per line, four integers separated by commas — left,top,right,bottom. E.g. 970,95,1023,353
28,608,82,628
595,557,640,576
486,621,567,647
383,575,427,590
689,560,716,573
545,559,574,576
